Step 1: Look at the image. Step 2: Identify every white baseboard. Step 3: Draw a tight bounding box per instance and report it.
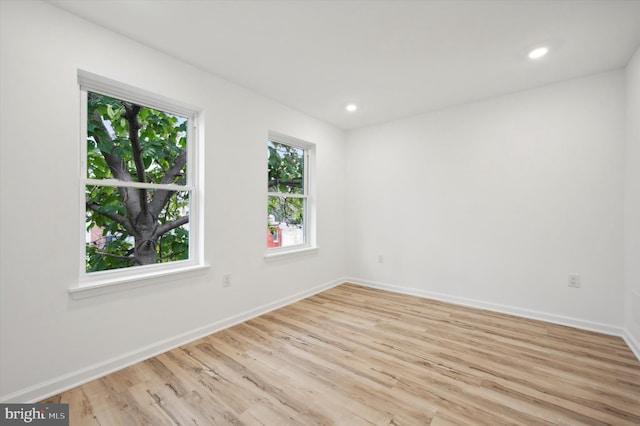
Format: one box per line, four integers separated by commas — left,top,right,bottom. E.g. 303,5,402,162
0,278,344,403
623,330,640,361
346,277,626,338
4,276,635,403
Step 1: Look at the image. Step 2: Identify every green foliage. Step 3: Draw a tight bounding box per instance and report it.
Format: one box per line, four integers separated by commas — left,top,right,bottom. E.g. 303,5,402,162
157,190,190,261
85,234,135,272
268,195,304,226
87,93,187,184
158,225,190,262
268,141,304,194
267,141,305,227
85,92,189,272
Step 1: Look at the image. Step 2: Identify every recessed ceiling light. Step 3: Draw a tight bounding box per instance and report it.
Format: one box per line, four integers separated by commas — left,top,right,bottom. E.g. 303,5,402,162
528,46,549,60
346,104,358,112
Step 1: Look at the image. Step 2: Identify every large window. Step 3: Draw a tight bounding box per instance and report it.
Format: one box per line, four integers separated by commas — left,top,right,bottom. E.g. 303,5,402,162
79,72,201,282
267,133,314,251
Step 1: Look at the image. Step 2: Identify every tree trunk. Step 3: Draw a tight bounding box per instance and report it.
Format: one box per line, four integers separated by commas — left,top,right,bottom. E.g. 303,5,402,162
133,213,158,265
134,236,157,265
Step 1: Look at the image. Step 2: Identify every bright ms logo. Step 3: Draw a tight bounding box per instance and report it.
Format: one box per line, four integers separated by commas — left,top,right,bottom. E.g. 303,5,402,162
1,404,68,425
4,407,46,423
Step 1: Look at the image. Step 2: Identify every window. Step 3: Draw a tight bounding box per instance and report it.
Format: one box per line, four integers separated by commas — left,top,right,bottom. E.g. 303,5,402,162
267,132,315,253
78,71,202,287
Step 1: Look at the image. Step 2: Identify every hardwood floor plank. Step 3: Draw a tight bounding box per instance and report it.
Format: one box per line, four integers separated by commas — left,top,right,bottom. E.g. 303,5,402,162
42,283,640,425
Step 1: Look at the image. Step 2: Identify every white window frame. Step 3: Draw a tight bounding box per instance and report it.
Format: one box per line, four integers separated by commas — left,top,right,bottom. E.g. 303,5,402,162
265,131,317,259
71,70,206,299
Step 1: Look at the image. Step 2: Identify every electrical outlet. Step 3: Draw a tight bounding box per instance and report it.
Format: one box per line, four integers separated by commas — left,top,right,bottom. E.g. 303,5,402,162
377,255,384,264
223,273,231,287
568,273,580,288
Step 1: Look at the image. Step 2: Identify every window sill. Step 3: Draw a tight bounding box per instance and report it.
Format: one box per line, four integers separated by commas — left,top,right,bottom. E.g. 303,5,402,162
69,264,209,300
264,246,319,262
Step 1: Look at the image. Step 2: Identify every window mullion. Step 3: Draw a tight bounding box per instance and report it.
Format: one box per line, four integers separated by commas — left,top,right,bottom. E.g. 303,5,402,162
84,178,192,191
267,192,307,199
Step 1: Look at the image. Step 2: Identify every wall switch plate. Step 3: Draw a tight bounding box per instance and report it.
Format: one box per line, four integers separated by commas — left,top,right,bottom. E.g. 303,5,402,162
568,273,580,288
377,255,384,263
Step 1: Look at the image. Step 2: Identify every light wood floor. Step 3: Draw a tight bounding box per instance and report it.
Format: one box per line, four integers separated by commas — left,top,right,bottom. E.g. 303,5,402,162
43,283,640,425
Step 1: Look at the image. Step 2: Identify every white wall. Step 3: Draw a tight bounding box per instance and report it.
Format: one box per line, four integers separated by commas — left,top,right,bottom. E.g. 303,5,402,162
625,47,640,355
0,1,346,402
346,71,626,331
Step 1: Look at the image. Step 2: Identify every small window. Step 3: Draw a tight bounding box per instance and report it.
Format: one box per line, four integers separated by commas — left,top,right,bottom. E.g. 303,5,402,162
267,133,315,252
79,72,201,280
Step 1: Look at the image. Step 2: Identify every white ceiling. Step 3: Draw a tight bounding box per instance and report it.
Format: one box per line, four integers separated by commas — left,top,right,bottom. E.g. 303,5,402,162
48,0,640,130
